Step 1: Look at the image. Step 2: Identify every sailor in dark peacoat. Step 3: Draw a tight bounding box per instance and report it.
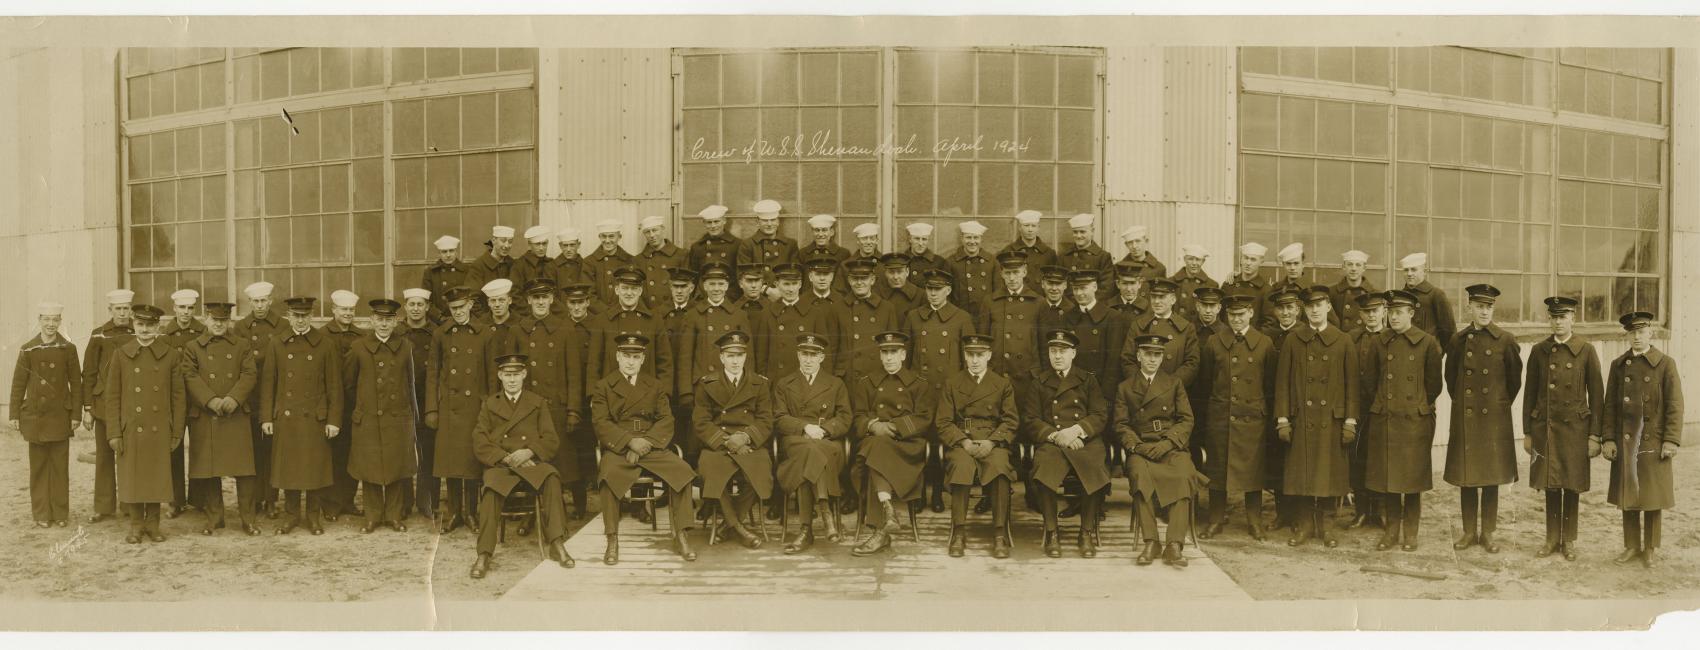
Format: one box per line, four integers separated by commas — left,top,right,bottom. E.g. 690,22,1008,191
1196,294,1277,540
1364,290,1445,552
772,332,853,554
9,302,82,528
425,287,495,533
82,290,136,522
259,298,344,535
103,305,187,543
342,300,421,532
691,330,775,550
1272,286,1359,549
849,331,934,557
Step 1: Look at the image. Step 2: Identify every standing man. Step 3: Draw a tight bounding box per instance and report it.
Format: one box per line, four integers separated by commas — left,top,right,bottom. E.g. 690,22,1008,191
9,302,81,528
512,225,555,292
1064,269,1126,403
260,297,343,536
1330,250,1377,331
934,333,1018,559
400,288,439,520
585,220,635,307
592,333,699,564
468,354,576,578
635,216,687,310
1273,286,1358,548
1057,213,1113,293
550,228,591,301
799,214,851,287
692,331,774,549
1344,291,1390,529
769,263,835,381
841,258,902,383
1001,209,1059,276
321,289,365,522
164,289,211,519
104,304,186,544
342,298,419,534
879,252,921,317
850,222,882,263
1170,244,1218,322
904,268,976,512
981,251,1043,386
1196,294,1277,541
1118,334,1203,568
749,200,799,279
426,287,494,534
1259,286,1304,531
479,279,522,356
1187,287,1228,475
1021,330,1110,558
1222,242,1270,326
688,204,747,273
81,288,135,524
235,281,284,518
1109,261,1150,318
561,284,601,518
1363,289,1445,552
1118,225,1167,279
421,235,469,322
1524,296,1602,561
588,267,670,386
1261,243,1327,329
1121,279,1200,394
849,331,934,557
1444,284,1523,554
662,267,700,462
180,302,260,536
948,221,998,322
773,332,853,553
676,264,751,429
901,223,947,285
1399,252,1456,348
736,263,776,372
1602,311,1682,569
1034,264,1074,341
465,225,517,313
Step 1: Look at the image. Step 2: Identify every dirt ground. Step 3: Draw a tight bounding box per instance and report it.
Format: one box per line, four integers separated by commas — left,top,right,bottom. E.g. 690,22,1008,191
1,428,1696,603
0,429,593,602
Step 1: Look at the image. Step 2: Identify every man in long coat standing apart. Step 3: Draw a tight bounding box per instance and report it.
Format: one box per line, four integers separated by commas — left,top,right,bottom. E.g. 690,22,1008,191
10,302,82,528
1118,334,1204,568
1602,311,1682,569
260,297,343,536
1443,284,1523,554
1363,290,1444,552
1273,286,1358,549
426,287,494,534
1197,294,1277,541
1523,296,1602,561
934,333,1019,559
1020,330,1110,558
180,302,260,536
343,299,420,533
104,304,186,544
468,354,575,579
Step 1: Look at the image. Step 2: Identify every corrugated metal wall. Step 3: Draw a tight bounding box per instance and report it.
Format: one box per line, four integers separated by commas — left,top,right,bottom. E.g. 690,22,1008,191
543,48,674,256
1102,46,1239,283
0,47,121,413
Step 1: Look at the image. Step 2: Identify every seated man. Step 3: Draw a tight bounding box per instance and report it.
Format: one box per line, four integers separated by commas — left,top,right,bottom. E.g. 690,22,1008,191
469,354,574,579
1117,334,1205,568
592,333,698,565
773,332,852,554
934,333,1019,559
849,331,934,556
1020,329,1111,558
692,330,775,549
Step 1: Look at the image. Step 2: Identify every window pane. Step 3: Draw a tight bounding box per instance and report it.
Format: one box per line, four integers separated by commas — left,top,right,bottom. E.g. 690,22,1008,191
203,219,226,266
722,163,757,211
354,211,385,263
426,48,460,80
153,181,176,224
844,162,877,215
1241,93,1277,151
937,51,974,104
723,53,759,104
1315,212,1353,263
683,55,719,108
1430,113,1460,165
1317,47,1353,84
1057,110,1094,163
462,48,497,76
499,150,533,203
1353,162,1385,212
288,111,320,164
395,210,427,262
203,174,226,220
761,52,797,105
290,48,320,97
1280,47,1316,79
394,158,424,209
977,163,1014,216
426,156,461,207
800,163,839,215
1278,97,1315,154
1242,154,1277,208
1316,100,1352,156
1430,168,1460,218
1316,159,1351,211
462,152,498,205
1019,53,1056,106
427,96,461,153
1017,164,1055,215
1396,47,1429,92
1396,108,1427,162
897,163,933,215
353,104,383,158
762,162,799,212
799,53,838,105
1355,104,1387,158
498,90,536,147
1355,47,1389,87
979,107,1014,160
1396,163,1427,215
1057,164,1093,215
1462,220,1493,269
1461,170,1490,220
1057,57,1094,108
291,167,320,215
177,178,201,222
1276,157,1313,209
979,52,1014,105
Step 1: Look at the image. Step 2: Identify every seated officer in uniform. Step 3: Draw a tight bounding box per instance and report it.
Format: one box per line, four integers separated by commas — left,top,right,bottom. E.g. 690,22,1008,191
849,331,934,556
468,354,574,579
592,333,698,565
692,330,775,549
773,332,853,554
1021,329,1111,558
1118,333,1205,568
934,333,1019,559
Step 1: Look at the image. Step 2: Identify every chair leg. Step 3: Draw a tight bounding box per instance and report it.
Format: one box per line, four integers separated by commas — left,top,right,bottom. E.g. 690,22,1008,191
535,493,548,560
780,492,791,539
706,501,722,546
647,481,659,532
908,499,920,543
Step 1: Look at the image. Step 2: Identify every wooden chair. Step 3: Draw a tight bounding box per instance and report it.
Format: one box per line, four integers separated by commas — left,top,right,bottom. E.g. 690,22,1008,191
495,485,548,559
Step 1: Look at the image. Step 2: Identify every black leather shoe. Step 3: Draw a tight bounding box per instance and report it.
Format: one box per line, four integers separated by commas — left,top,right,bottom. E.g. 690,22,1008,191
1642,548,1658,569
1319,527,1339,548
1058,500,1081,519
308,521,325,536
732,523,762,550
882,500,902,533
439,516,462,534
146,531,165,543
517,518,533,537
469,553,490,579
87,513,113,524
243,524,262,536
784,527,816,555
1079,530,1098,558
1135,540,1159,565
947,526,966,558
1454,532,1477,551
821,510,842,543
1248,522,1267,542
1561,542,1578,562
1042,530,1062,558
164,506,180,520
1200,520,1225,540
1536,540,1558,558
1480,532,1500,554
392,522,407,533
974,497,993,515
33,521,50,529
361,523,378,534
765,501,783,521
1614,547,1641,564
929,491,945,513
54,520,67,527
276,518,298,535
324,513,340,523
993,533,1010,559
675,533,697,561
840,498,860,516
201,526,215,536
1164,542,1188,568
125,533,142,544
552,540,575,568
466,518,481,535
604,535,620,565
1376,529,1398,551
851,529,891,556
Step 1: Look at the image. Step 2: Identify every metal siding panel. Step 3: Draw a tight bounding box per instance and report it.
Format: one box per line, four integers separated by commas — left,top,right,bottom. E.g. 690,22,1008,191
1163,47,1237,206
619,49,672,201
16,49,48,236
1668,50,1700,413
1174,202,1238,282
1103,199,1174,264
0,52,18,239
560,49,624,200
1104,47,1163,202
83,48,120,230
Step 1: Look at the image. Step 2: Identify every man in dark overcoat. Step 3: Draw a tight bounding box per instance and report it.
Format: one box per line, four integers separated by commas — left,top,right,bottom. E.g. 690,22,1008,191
584,221,635,307
468,354,574,579
421,235,469,322
1273,286,1358,549
260,297,343,536
1118,334,1205,568
904,268,976,512
934,334,1019,559
1523,296,1603,560
1444,284,1523,553
1196,294,1276,541
181,302,259,535
849,331,934,557
587,266,670,383
10,301,82,528
773,332,852,553
425,287,495,534
1363,290,1444,552
691,330,775,550
592,333,698,565
235,282,284,517
1398,253,1456,350
512,278,583,503
1345,291,1389,529
1602,311,1683,569
104,304,186,544
81,289,135,524
400,288,438,519
1019,329,1111,558
342,299,420,533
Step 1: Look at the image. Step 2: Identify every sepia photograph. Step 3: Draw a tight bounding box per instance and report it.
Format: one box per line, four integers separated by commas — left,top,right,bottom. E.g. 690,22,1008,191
0,8,1697,633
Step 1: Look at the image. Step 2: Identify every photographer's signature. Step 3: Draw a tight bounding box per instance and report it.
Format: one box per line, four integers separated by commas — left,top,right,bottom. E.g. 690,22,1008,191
47,526,90,565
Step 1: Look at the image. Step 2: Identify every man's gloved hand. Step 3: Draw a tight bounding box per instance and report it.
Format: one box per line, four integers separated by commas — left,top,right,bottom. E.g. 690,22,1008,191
1662,442,1679,460
1342,421,1357,445
1587,438,1602,458
1277,423,1292,443
110,437,125,455
628,438,654,456
1602,440,1618,461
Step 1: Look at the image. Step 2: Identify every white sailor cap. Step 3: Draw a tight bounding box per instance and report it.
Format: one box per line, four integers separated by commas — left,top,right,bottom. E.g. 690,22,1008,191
1067,213,1095,229
753,199,781,216
106,289,136,305
595,220,622,235
523,225,551,243
434,235,461,251
852,223,879,238
808,214,837,229
905,222,934,237
1239,242,1268,258
1277,242,1305,263
491,225,515,239
959,220,988,236
1181,244,1209,259
1121,225,1148,242
1342,250,1370,264
557,227,582,243
170,289,200,307
1399,252,1428,269
1015,210,1043,225
38,302,65,316
699,204,730,220
481,278,514,299
330,289,360,309
639,215,666,230
243,282,274,300
402,288,432,302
